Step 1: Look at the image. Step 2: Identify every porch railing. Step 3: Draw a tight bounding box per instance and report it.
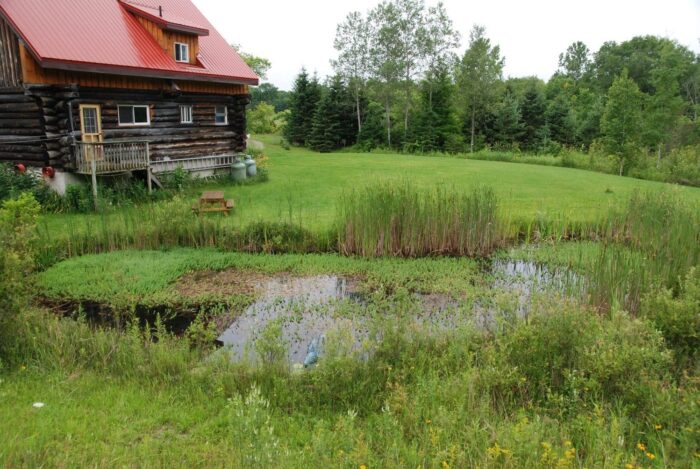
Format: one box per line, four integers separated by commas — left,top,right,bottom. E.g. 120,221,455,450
73,141,150,175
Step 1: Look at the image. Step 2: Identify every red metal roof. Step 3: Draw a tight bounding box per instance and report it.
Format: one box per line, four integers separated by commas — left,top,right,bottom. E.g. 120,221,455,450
0,0,259,86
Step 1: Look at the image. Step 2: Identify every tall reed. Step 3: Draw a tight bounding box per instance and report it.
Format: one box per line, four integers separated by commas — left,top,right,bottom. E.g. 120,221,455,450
337,182,506,257
587,190,700,314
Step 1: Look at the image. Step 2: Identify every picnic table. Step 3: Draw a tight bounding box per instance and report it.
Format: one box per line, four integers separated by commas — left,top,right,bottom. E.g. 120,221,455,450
192,191,234,216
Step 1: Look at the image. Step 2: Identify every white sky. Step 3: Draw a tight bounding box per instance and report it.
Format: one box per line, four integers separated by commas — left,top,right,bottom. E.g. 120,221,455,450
193,0,700,90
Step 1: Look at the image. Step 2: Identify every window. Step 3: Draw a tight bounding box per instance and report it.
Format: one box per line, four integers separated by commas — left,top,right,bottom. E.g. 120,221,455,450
215,105,228,125
118,105,150,126
175,43,189,63
180,105,193,124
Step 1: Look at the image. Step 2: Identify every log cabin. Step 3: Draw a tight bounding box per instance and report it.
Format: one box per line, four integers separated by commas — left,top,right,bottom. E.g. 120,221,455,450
0,0,258,191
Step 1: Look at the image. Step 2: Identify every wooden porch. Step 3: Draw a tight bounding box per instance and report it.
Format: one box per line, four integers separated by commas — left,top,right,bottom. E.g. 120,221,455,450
73,141,240,175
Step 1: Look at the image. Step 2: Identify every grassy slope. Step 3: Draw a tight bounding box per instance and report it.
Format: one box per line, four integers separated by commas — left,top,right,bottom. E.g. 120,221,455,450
39,136,700,234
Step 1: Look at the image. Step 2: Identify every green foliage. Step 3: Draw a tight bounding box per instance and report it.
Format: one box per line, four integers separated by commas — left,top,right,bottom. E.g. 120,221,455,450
247,102,287,134
250,83,292,112
309,75,357,152
284,68,322,146
457,25,504,152
520,83,547,151
643,268,700,373
357,101,386,150
411,63,462,153
240,221,318,253
0,193,40,361
0,164,38,202
232,44,271,80
600,71,644,175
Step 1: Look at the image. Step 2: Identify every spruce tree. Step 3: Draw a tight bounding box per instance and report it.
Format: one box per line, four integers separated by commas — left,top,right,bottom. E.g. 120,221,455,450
358,102,386,150
492,92,524,148
520,84,547,150
413,65,461,152
546,94,576,145
309,76,357,152
284,69,321,146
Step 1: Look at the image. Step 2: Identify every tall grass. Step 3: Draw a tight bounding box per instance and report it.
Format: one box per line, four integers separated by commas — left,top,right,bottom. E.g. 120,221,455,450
586,190,700,314
35,197,325,267
337,182,506,257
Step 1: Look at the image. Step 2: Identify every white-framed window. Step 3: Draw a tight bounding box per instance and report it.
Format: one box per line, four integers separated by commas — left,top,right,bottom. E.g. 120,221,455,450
180,105,193,124
175,42,189,63
118,105,150,126
215,105,228,125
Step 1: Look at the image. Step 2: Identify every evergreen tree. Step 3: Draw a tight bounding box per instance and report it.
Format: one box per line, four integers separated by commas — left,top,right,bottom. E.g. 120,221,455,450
284,69,321,146
520,84,547,150
492,92,524,148
546,94,576,145
358,102,386,150
600,71,644,175
309,76,357,152
412,64,461,152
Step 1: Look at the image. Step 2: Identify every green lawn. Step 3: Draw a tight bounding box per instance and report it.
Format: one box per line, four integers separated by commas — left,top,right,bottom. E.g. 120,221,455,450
39,136,700,234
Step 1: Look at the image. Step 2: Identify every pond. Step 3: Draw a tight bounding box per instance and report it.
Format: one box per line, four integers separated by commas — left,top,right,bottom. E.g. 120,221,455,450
217,261,581,367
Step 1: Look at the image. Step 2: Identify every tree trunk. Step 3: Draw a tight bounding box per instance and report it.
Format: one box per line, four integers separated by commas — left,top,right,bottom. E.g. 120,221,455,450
656,143,662,168
385,97,392,147
355,90,362,142
404,84,410,140
470,107,476,154
619,158,625,177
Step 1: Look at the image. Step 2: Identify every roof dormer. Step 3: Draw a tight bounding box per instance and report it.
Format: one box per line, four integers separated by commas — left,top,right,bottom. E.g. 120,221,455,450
119,0,207,65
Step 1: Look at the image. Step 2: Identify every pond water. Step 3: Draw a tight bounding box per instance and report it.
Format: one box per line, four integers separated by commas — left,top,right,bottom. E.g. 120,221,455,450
217,261,581,366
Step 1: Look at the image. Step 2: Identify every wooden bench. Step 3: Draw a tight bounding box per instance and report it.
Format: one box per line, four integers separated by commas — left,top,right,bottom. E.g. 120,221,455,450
192,191,235,216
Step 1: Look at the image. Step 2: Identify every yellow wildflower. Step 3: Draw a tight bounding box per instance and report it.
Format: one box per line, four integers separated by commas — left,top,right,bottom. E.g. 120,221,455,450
654,424,662,430
646,452,655,460
360,465,367,469
637,443,647,452
442,461,450,469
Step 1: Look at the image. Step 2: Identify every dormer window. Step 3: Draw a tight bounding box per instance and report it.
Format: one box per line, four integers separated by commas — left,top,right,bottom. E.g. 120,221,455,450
175,42,189,63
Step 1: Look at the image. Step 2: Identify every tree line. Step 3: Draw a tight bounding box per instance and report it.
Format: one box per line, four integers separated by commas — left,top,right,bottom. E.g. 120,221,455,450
268,0,699,178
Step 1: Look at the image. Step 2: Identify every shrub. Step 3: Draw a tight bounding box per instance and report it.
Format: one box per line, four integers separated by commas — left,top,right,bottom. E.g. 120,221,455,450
0,193,40,362
240,221,317,253
0,163,39,201
497,305,671,415
642,268,700,373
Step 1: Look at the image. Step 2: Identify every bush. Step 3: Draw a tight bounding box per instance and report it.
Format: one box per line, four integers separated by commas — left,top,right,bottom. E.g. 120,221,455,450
240,221,317,253
496,305,671,415
0,163,38,201
642,268,700,373
0,193,40,362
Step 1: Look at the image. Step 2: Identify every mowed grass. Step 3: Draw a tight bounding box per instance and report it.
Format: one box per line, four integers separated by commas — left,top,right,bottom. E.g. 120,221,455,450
39,136,700,234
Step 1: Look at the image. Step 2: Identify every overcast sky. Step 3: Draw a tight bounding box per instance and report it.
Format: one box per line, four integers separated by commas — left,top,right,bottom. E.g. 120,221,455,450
193,0,700,90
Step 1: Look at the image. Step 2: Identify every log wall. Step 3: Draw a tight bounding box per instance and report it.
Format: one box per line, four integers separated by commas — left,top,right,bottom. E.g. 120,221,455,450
13,85,249,169
0,91,47,166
